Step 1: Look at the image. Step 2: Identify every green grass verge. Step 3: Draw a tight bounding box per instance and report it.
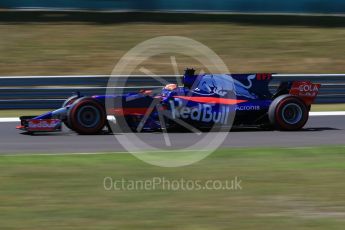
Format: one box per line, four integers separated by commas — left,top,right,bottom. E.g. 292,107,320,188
311,104,345,112
1,146,345,229
1,104,344,118
1,20,345,75
0,109,49,118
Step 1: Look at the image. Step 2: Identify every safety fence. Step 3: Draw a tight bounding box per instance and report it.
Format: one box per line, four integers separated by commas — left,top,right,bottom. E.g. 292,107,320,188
0,74,344,109
1,0,345,14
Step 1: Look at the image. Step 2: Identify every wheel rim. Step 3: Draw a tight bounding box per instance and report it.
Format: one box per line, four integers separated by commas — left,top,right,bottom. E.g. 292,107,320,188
281,103,303,125
77,105,101,128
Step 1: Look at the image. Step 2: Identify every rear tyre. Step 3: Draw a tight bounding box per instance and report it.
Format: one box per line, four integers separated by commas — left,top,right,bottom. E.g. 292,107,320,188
67,97,106,135
268,95,308,131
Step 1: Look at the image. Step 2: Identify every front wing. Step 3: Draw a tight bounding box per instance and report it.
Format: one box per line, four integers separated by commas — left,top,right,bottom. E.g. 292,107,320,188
17,117,62,132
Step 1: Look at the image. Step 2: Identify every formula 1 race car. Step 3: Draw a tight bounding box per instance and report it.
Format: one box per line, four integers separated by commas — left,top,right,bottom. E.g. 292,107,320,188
17,69,321,134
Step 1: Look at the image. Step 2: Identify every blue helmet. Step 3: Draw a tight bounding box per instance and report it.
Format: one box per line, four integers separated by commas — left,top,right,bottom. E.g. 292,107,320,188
183,68,196,89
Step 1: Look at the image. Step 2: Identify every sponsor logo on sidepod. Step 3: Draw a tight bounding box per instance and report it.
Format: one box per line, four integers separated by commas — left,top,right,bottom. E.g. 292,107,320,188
235,105,260,111
169,98,230,124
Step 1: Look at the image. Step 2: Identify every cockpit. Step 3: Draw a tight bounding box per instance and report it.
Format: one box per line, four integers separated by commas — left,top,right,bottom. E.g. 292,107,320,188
163,68,235,97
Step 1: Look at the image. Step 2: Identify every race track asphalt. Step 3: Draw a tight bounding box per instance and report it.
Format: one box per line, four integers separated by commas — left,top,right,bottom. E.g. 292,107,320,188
0,116,344,154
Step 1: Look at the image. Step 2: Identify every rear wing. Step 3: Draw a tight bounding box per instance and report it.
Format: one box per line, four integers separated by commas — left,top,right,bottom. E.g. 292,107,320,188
289,81,321,105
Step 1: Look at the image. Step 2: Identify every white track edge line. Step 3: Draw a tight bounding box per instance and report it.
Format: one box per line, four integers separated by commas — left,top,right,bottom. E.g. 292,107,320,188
0,118,20,122
0,111,344,123
309,111,345,116
0,149,210,157
1,146,344,157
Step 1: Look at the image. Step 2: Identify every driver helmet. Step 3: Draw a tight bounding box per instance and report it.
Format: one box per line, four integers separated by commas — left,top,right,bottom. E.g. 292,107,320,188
183,68,197,89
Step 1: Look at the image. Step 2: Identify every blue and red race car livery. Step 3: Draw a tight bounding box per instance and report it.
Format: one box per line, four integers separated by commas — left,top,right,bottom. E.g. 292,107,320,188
17,69,321,134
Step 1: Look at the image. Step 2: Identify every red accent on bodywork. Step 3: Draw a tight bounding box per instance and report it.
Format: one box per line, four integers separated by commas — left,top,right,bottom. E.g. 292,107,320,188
173,96,247,105
109,108,153,116
109,96,246,116
256,73,272,81
289,81,321,105
139,90,153,95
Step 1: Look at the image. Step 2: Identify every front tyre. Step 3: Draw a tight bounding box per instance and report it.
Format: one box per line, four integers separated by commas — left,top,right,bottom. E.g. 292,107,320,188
268,95,308,131
62,95,80,108
67,97,106,135
62,95,80,130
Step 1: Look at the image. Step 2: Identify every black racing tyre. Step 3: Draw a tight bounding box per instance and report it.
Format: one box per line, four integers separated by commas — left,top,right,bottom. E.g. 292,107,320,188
62,95,80,108
63,120,73,131
268,95,309,131
67,97,106,135
62,95,80,130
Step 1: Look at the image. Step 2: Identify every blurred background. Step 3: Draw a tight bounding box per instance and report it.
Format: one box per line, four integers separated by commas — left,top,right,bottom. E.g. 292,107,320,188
1,0,345,13
1,2,345,230
1,0,345,76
